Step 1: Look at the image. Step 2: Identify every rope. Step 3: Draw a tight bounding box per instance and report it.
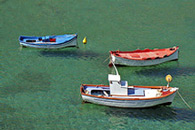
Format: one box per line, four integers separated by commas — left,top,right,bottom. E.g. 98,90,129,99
19,45,23,51
103,56,110,63
177,91,192,109
111,60,119,75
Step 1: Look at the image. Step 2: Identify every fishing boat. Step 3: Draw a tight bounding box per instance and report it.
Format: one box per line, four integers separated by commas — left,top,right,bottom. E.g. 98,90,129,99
19,34,78,49
109,46,179,66
80,63,179,108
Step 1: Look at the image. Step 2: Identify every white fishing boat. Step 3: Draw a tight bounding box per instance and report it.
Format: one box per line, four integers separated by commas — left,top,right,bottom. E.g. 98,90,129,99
81,63,178,108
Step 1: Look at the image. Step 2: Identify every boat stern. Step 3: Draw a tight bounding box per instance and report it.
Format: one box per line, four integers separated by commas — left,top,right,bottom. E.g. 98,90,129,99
80,84,86,95
72,33,78,47
170,87,179,92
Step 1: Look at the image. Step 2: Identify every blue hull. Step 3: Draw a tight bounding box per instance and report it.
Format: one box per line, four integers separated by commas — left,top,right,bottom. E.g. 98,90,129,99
19,34,78,49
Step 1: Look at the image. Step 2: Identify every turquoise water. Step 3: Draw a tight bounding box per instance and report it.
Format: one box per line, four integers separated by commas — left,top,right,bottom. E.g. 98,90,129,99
1,0,195,129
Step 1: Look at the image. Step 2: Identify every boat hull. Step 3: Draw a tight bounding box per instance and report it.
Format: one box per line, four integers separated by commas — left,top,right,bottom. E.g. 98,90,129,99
19,34,78,49
81,92,177,108
110,49,179,66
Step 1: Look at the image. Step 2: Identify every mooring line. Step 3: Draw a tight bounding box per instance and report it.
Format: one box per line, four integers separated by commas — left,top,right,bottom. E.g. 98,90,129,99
103,56,110,63
177,91,192,109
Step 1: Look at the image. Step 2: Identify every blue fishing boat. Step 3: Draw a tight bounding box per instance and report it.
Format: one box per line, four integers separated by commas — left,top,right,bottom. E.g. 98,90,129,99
19,34,78,49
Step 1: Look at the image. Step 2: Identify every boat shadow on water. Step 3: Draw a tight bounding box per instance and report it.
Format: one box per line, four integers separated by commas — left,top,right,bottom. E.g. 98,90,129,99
104,106,195,122
39,49,101,60
134,66,195,77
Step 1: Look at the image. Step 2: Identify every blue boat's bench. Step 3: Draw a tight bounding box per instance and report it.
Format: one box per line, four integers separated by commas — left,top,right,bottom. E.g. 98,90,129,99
128,88,150,96
85,86,109,92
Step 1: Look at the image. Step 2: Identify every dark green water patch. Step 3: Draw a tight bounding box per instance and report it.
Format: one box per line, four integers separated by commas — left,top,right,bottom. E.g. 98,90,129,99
36,1,44,7
0,70,52,96
0,114,36,130
0,103,16,114
0,103,17,129
0,0,7,4
0,106,98,130
64,94,81,106
105,106,195,122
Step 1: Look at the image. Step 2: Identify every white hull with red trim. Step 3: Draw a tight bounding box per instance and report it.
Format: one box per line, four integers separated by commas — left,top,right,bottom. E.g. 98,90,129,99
109,47,179,66
80,62,178,108
80,84,179,108
110,49,178,66
81,90,177,108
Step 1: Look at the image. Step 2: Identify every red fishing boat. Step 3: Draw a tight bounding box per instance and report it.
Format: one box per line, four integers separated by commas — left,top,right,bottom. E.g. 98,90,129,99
109,46,179,66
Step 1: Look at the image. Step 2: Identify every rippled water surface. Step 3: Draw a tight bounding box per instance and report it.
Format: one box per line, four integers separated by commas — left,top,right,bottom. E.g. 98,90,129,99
1,0,195,129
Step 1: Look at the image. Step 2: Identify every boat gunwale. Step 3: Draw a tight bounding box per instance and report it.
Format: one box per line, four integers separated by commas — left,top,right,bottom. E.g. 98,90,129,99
19,34,77,46
80,84,177,101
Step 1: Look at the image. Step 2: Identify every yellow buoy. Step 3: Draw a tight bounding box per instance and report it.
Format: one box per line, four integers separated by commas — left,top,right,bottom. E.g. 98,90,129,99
83,37,87,44
166,74,172,83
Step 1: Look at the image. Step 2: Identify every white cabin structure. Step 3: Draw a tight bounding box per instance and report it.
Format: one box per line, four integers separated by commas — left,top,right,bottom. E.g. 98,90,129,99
108,74,128,96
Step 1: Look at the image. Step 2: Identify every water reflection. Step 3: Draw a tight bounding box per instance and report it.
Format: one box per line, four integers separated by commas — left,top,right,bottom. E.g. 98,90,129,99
105,106,195,122
39,49,101,60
